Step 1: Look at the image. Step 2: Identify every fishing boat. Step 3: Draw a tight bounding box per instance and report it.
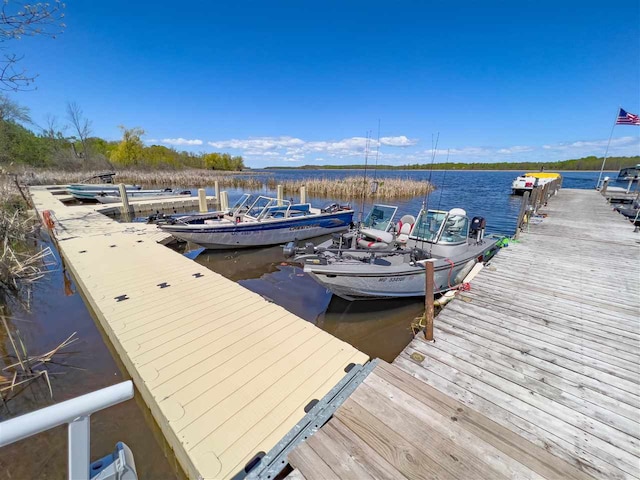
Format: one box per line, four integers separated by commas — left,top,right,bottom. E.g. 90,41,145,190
511,172,561,195
67,184,142,200
95,189,192,204
284,206,501,300
158,194,354,249
616,164,640,182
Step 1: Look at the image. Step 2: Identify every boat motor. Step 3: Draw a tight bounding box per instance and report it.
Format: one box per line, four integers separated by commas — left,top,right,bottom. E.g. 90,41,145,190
470,216,486,242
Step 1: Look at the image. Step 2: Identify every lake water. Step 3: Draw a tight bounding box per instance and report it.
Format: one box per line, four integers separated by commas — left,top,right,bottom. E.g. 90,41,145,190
0,169,606,478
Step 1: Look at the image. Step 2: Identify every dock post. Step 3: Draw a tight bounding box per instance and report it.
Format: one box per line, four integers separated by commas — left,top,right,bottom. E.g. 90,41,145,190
118,183,131,219
515,191,530,238
220,191,229,211
198,188,208,213
277,184,284,206
601,178,609,195
214,180,220,201
424,261,435,341
300,185,306,204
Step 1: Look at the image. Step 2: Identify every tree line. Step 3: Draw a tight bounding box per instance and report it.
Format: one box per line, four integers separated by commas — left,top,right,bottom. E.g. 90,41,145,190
267,155,640,171
0,95,244,171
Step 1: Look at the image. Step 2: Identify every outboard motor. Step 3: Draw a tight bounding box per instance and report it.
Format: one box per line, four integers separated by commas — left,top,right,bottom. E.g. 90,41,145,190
470,216,486,242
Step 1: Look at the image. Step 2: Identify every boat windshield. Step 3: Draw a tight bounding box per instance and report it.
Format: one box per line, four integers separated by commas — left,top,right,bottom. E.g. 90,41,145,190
245,196,291,219
440,214,469,244
410,210,447,243
363,204,397,232
229,193,253,214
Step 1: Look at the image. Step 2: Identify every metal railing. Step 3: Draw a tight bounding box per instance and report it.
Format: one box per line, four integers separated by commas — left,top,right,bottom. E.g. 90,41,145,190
0,381,134,480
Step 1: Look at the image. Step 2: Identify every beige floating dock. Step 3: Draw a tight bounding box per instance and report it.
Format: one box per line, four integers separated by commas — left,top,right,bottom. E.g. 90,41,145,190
29,187,368,480
290,189,640,479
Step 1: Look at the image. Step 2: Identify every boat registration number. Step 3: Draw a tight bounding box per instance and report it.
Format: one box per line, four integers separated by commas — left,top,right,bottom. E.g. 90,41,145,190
378,277,405,282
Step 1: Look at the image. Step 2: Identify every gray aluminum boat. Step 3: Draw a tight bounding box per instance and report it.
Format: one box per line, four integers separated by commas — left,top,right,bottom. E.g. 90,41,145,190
285,205,501,300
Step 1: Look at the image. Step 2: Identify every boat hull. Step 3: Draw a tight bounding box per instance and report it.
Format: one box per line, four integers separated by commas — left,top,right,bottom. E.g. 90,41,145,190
159,211,354,249
304,240,500,300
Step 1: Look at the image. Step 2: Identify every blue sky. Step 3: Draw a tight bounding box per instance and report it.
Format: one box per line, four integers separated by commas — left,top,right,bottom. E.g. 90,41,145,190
7,0,640,167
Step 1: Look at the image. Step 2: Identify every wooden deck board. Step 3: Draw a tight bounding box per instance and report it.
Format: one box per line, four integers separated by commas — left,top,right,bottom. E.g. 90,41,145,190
291,189,639,480
29,186,368,480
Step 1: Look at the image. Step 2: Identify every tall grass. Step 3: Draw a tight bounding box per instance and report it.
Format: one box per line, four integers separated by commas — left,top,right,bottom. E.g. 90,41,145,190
269,176,434,200
0,174,54,299
20,168,265,189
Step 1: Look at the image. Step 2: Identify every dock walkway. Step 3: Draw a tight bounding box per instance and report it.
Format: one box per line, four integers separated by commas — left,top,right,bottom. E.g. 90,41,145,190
289,189,640,479
29,187,368,480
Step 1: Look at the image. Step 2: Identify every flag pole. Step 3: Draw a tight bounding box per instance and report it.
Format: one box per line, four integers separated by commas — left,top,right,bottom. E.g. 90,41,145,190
596,106,620,189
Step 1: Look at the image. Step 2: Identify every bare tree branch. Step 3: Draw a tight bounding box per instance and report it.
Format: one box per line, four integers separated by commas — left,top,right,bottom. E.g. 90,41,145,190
66,101,91,161
0,1,66,91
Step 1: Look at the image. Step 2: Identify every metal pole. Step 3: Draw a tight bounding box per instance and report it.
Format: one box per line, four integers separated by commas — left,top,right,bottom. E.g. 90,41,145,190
68,416,90,480
596,107,620,189
424,261,435,341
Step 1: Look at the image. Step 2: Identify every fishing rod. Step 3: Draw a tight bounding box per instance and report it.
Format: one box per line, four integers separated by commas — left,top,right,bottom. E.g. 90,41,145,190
359,130,372,224
430,149,449,255
419,133,439,251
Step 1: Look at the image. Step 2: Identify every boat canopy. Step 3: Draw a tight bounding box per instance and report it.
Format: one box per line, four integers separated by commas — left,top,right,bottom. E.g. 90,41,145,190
410,208,470,245
523,172,561,179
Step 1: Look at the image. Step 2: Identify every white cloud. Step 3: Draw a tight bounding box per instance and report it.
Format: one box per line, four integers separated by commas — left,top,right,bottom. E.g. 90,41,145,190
497,145,534,154
380,135,418,147
207,136,304,150
162,138,203,146
542,136,638,151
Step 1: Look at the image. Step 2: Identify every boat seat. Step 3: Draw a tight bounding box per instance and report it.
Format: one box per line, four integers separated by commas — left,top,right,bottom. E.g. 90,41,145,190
357,238,389,250
396,215,416,244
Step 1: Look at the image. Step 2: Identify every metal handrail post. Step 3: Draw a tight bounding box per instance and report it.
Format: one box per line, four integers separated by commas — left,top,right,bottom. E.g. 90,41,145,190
69,415,91,480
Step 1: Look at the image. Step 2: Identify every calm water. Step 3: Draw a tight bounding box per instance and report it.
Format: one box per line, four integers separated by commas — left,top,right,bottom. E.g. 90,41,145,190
0,170,605,477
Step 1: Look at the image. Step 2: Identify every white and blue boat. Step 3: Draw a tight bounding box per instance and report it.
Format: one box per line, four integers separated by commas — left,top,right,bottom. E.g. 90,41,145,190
158,194,354,249
67,184,142,200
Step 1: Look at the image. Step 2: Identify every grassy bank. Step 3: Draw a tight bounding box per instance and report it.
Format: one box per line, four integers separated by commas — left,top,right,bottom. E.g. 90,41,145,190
0,174,52,298
18,168,265,189
14,169,434,199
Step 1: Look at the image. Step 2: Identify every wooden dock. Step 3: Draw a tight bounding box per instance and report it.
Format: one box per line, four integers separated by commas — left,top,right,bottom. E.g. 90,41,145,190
289,189,639,480
29,187,368,480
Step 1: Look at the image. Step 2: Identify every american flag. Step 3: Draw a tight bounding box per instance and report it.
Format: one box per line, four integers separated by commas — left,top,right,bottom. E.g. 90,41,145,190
616,108,640,125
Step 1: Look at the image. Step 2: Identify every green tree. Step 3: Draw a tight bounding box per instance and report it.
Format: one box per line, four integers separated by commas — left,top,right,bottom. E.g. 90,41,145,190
110,126,145,166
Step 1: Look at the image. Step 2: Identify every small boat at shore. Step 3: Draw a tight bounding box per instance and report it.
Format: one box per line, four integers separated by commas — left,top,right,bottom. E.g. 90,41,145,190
95,189,192,204
511,172,561,195
67,184,142,200
285,205,501,300
158,194,354,249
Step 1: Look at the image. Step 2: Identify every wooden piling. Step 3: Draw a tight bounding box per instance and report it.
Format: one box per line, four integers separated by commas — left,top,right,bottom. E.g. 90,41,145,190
118,183,131,218
300,185,306,204
198,188,207,213
214,180,220,201
601,178,609,195
424,260,435,341
277,184,284,206
515,191,530,238
220,191,229,211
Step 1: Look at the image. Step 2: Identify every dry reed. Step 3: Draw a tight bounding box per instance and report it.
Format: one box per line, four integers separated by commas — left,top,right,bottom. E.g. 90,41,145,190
269,176,434,200
0,174,55,297
1,308,78,402
19,168,266,189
